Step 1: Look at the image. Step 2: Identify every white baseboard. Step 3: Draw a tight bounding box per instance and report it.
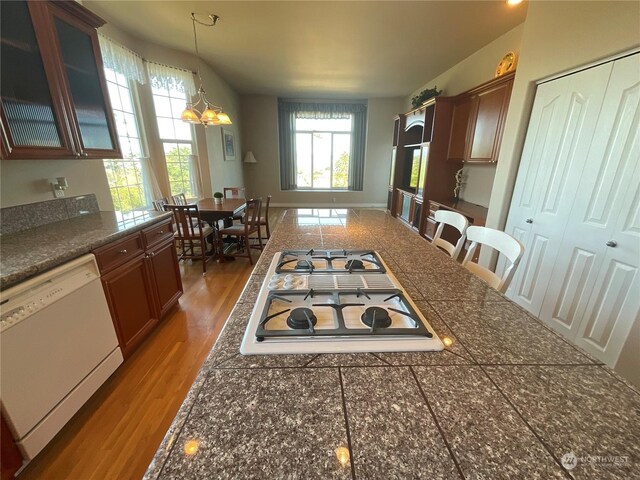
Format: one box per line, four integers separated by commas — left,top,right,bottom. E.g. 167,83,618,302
271,203,386,208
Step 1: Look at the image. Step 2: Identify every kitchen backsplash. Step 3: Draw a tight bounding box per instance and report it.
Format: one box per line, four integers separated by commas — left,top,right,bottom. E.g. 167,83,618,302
0,194,99,236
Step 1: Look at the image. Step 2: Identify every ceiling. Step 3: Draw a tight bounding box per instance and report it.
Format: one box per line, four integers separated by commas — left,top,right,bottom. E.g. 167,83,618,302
86,1,527,98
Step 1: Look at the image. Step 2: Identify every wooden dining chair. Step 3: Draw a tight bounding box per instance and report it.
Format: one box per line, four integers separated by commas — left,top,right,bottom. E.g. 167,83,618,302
224,187,246,222
152,197,168,212
171,193,188,205
432,210,469,260
165,204,215,275
218,198,262,265
258,194,272,239
461,226,524,293
223,187,246,199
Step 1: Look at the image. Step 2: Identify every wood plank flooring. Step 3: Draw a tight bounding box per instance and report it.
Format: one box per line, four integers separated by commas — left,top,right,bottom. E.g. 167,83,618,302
17,210,282,480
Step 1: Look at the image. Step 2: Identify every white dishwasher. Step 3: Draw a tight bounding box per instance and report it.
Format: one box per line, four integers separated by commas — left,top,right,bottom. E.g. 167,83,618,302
0,253,123,460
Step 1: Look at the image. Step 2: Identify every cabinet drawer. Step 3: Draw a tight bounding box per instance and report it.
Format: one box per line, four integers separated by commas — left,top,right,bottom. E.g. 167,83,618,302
94,233,144,273
142,219,173,248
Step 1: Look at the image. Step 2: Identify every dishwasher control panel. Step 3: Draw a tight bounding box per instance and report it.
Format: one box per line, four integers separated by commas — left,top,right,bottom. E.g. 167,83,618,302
0,255,100,333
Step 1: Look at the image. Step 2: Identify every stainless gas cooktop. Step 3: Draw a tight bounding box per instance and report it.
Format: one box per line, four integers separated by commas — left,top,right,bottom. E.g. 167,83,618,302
240,250,444,355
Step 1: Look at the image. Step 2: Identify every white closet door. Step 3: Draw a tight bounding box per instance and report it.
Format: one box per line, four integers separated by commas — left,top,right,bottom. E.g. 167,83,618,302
541,54,640,363
504,62,613,314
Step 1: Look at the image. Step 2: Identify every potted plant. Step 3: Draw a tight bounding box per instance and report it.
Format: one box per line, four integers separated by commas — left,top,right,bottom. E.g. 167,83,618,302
411,86,443,108
213,192,224,205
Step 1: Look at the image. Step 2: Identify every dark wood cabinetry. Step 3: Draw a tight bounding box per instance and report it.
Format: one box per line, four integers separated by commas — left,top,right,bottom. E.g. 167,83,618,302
94,219,182,359
448,72,514,164
1,413,23,480
391,97,460,232
424,199,487,261
0,0,120,160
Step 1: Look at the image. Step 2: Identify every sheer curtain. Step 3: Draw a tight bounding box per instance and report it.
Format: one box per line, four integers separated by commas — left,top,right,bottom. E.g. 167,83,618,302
278,101,367,191
146,62,196,96
98,35,146,84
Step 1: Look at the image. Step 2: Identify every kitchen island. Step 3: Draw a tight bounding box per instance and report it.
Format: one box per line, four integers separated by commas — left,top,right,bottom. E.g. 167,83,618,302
145,208,639,479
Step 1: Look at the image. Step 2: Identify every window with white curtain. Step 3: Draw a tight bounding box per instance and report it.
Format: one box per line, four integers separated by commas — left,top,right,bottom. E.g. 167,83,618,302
151,85,198,198
103,67,150,213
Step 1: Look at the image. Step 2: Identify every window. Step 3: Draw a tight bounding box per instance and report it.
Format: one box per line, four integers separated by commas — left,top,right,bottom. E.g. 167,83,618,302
151,85,197,198
103,68,149,213
295,117,352,189
278,101,367,192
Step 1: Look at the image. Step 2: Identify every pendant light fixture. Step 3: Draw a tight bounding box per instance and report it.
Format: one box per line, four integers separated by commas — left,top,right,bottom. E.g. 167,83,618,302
180,12,232,127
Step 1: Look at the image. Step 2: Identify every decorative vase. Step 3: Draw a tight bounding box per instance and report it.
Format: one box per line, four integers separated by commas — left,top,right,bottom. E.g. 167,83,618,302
214,197,223,205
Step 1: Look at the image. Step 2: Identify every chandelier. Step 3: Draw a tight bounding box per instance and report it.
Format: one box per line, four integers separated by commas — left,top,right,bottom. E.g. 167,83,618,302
181,13,232,127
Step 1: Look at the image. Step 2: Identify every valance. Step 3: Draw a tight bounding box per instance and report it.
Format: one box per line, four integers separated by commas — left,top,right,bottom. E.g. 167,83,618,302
98,34,146,84
146,62,196,96
279,101,367,120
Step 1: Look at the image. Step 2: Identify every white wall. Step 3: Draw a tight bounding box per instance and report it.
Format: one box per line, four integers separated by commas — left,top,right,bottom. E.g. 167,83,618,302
240,95,404,206
0,159,114,209
406,24,525,207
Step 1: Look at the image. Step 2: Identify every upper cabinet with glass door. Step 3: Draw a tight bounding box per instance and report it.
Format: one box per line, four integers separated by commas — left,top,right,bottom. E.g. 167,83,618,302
0,0,120,160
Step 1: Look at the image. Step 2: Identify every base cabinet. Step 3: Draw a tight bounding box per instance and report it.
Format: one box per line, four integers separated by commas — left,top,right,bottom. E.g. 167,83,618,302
1,413,23,480
148,240,182,319
101,255,156,358
94,219,182,359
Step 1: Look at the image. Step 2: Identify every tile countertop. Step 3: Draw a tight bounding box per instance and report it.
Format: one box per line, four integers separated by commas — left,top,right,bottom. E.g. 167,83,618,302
145,208,639,480
0,210,172,291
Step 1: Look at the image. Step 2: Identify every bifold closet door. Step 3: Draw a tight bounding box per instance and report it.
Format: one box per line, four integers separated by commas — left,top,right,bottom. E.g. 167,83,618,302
539,54,640,364
504,62,613,315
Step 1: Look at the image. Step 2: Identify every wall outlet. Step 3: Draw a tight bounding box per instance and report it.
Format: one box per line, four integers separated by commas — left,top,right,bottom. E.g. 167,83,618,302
332,197,336,203
53,189,65,198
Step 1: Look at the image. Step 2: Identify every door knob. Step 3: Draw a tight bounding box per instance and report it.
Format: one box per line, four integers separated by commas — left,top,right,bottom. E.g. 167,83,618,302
606,240,617,247
525,218,533,224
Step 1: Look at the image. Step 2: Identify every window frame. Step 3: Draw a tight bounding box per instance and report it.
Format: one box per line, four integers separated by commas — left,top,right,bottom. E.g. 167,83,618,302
102,67,151,214
150,85,198,198
294,117,352,191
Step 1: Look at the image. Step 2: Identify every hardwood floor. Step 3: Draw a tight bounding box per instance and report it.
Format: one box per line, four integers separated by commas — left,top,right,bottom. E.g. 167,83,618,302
17,210,282,480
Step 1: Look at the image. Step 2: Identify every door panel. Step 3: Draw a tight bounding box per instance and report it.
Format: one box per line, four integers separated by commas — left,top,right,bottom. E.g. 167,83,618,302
505,62,613,310
540,54,640,363
548,247,597,332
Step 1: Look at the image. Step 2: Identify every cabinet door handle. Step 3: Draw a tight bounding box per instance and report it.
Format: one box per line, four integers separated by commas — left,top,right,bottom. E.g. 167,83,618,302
75,152,81,158
82,152,88,157
158,230,164,234
119,249,128,254
606,240,617,247
149,251,155,257
525,218,533,224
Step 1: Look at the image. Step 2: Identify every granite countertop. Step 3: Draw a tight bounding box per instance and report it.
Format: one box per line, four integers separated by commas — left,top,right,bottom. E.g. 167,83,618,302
145,208,639,480
0,210,172,290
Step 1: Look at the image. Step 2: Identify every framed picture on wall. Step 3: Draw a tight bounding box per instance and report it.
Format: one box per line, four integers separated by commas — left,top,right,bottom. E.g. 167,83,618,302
222,129,236,161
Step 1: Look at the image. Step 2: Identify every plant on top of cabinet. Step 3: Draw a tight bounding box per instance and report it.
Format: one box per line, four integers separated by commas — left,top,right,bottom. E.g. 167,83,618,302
411,86,443,109
0,0,121,160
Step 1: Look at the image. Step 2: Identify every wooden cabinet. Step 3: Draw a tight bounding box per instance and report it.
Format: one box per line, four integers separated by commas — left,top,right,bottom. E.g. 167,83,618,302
422,199,487,262
1,413,23,480
101,253,157,359
94,219,182,359
0,0,120,160
448,72,514,164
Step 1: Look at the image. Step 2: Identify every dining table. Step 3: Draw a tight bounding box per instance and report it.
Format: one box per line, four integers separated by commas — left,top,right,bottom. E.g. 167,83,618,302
196,197,247,262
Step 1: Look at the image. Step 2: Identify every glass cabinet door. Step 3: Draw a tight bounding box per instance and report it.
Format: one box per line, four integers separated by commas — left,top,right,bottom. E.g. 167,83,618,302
0,0,74,158
51,9,119,156
389,148,396,187
416,145,429,197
